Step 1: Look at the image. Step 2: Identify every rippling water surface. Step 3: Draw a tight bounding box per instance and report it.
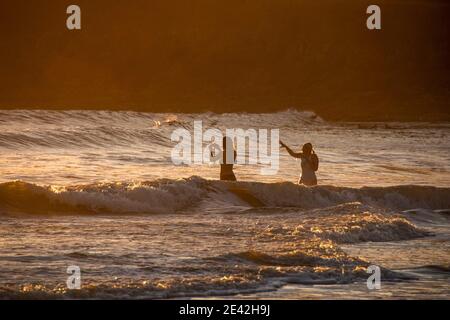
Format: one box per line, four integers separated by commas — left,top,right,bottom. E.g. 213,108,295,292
0,110,449,299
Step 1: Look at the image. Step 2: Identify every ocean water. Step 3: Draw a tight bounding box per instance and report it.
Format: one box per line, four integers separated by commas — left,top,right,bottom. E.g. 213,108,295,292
0,109,449,299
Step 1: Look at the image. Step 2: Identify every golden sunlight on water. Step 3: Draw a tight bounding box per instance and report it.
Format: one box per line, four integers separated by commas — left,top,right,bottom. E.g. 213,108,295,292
0,110,449,299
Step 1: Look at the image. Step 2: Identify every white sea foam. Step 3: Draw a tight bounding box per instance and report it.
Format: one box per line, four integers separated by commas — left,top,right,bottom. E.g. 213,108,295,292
1,178,449,216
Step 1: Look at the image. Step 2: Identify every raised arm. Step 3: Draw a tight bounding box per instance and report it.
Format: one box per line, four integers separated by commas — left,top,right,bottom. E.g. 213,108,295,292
280,141,303,159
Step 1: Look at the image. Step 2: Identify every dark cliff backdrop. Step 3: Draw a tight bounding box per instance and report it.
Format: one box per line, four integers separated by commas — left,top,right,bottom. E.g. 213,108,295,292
0,0,449,121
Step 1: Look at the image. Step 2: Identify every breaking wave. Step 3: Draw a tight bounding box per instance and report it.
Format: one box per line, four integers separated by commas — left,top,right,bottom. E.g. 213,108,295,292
0,109,323,149
1,177,449,216
1,178,449,216
0,178,437,299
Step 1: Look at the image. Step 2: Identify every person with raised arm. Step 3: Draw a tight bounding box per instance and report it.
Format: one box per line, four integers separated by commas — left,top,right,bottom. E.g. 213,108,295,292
280,141,319,186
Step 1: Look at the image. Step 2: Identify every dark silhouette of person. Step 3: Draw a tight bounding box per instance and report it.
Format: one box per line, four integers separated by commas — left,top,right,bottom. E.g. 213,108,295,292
220,136,237,181
280,141,319,186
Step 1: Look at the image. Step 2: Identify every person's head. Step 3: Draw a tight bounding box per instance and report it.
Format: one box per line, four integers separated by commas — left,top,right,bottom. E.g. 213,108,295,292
302,143,313,155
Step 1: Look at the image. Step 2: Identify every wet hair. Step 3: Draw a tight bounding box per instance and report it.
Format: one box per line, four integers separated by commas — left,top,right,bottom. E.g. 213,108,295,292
302,143,313,154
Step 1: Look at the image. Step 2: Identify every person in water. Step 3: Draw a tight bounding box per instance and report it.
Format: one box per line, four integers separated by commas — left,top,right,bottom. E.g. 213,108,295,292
280,141,319,186
220,136,237,181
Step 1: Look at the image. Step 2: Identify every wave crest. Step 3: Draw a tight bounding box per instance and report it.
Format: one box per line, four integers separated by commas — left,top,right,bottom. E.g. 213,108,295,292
1,177,449,216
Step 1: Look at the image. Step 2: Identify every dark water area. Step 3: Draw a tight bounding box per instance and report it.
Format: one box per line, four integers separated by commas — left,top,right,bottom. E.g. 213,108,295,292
1,0,449,121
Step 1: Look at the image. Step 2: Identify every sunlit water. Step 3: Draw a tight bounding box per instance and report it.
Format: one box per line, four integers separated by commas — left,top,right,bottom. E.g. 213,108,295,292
0,110,449,299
